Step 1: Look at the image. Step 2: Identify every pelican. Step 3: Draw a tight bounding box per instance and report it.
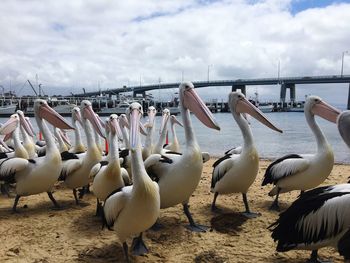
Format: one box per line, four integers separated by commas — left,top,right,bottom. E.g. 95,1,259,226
145,82,220,232
69,107,86,154
54,128,72,153
153,108,170,154
262,96,340,211
211,92,282,217
0,99,74,212
338,110,350,149
17,111,37,159
92,114,129,215
142,106,156,160
1,113,33,159
59,100,105,204
164,115,183,153
103,103,160,261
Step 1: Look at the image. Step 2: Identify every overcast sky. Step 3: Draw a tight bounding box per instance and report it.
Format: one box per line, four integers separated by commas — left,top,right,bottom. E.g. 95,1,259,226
1,0,350,105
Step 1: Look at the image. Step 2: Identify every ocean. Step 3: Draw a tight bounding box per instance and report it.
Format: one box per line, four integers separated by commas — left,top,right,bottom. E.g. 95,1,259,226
1,110,350,164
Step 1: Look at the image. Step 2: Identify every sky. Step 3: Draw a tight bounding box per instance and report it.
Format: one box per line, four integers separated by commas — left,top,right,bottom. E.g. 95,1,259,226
1,0,350,105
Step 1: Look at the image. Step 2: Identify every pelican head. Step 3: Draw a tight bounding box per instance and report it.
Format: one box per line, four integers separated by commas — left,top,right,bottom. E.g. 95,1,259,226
179,82,220,131
72,107,83,126
80,100,105,139
305,95,341,123
16,110,35,137
229,92,282,133
127,102,143,150
159,108,170,134
34,99,74,130
0,114,20,135
146,106,157,128
338,110,350,148
119,114,129,129
170,115,183,127
108,114,123,141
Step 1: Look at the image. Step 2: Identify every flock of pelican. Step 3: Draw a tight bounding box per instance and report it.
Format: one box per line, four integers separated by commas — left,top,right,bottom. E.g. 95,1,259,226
0,81,349,262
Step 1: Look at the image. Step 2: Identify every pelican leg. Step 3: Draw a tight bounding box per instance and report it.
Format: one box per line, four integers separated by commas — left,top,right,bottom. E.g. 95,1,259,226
47,192,60,209
12,195,21,213
307,250,331,263
269,188,281,211
241,193,261,218
122,242,130,263
183,203,208,232
73,189,79,205
150,220,164,231
95,198,102,216
211,192,221,212
1,183,11,197
131,232,149,256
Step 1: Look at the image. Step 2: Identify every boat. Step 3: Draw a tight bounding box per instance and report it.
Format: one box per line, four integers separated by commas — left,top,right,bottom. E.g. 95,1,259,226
249,91,274,113
0,99,17,116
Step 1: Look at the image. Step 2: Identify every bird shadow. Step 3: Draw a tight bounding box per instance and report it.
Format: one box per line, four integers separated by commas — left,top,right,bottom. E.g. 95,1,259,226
69,209,104,238
210,212,248,236
76,242,128,263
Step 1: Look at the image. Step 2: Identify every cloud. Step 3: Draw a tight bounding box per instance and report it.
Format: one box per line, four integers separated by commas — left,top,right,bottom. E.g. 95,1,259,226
0,0,349,105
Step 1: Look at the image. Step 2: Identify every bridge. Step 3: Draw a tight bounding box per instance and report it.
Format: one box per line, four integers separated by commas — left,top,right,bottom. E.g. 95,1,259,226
75,75,350,109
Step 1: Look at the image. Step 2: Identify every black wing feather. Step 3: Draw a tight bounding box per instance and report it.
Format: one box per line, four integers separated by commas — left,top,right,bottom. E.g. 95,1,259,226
212,154,232,168
60,151,79,161
101,186,124,230
262,154,303,186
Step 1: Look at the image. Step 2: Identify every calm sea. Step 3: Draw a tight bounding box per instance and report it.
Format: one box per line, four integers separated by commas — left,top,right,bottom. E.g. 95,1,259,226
2,110,350,164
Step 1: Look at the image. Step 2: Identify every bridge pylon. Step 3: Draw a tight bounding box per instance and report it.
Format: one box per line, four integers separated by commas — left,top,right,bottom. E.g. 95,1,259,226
280,83,296,103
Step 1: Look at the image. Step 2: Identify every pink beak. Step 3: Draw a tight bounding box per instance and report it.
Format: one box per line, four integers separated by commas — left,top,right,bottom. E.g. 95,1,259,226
0,116,18,135
119,115,130,129
236,98,282,133
139,121,148,136
109,118,123,141
39,104,75,130
171,115,183,127
147,111,156,128
3,133,12,142
130,109,140,150
19,114,34,137
312,101,341,123
83,105,106,139
159,112,170,135
73,110,83,126
59,129,71,147
183,88,220,130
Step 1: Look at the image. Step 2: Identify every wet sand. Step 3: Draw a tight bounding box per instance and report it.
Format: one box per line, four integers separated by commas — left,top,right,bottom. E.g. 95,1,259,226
0,159,348,262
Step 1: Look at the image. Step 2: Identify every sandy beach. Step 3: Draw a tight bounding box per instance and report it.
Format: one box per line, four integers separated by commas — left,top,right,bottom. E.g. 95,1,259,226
0,159,348,263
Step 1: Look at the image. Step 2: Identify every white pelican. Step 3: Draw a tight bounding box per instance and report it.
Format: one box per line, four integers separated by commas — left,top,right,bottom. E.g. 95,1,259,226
16,111,37,159
103,102,160,261
0,99,74,212
145,82,220,232
1,113,32,159
92,114,129,215
69,107,86,154
142,106,156,160
211,92,282,217
269,184,350,263
54,128,71,153
262,96,340,211
153,108,170,154
60,100,105,204
164,115,183,153
338,110,350,149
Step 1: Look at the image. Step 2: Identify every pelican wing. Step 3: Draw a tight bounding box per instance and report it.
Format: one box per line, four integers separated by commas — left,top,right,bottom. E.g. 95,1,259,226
211,154,237,189
0,158,29,183
224,146,242,155
103,186,131,229
59,159,83,181
269,184,350,251
36,145,46,157
60,151,79,161
144,153,179,182
262,154,309,185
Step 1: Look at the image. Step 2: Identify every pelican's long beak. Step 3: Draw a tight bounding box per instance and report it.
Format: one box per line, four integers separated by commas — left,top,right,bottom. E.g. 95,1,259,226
0,138,10,151
96,114,106,129
183,88,220,130
19,114,34,137
172,116,183,127
59,129,71,147
312,101,341,123
338,110,350,148
130,109,141,150
83,106,105,139
110,118,123,141
73,110,83,126
147,111,156,128
25,117,36,137
0,116,18,135
119,115,129,129
139,121,148,136
159,113,170,135
236,98,282,133
39,104,75,130
3,133,12,142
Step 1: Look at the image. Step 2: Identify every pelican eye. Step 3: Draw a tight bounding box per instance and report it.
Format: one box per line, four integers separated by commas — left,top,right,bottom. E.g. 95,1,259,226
315,98,320,103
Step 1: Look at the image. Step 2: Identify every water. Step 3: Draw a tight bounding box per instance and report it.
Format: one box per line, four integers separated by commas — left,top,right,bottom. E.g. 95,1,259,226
3,111,350,164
